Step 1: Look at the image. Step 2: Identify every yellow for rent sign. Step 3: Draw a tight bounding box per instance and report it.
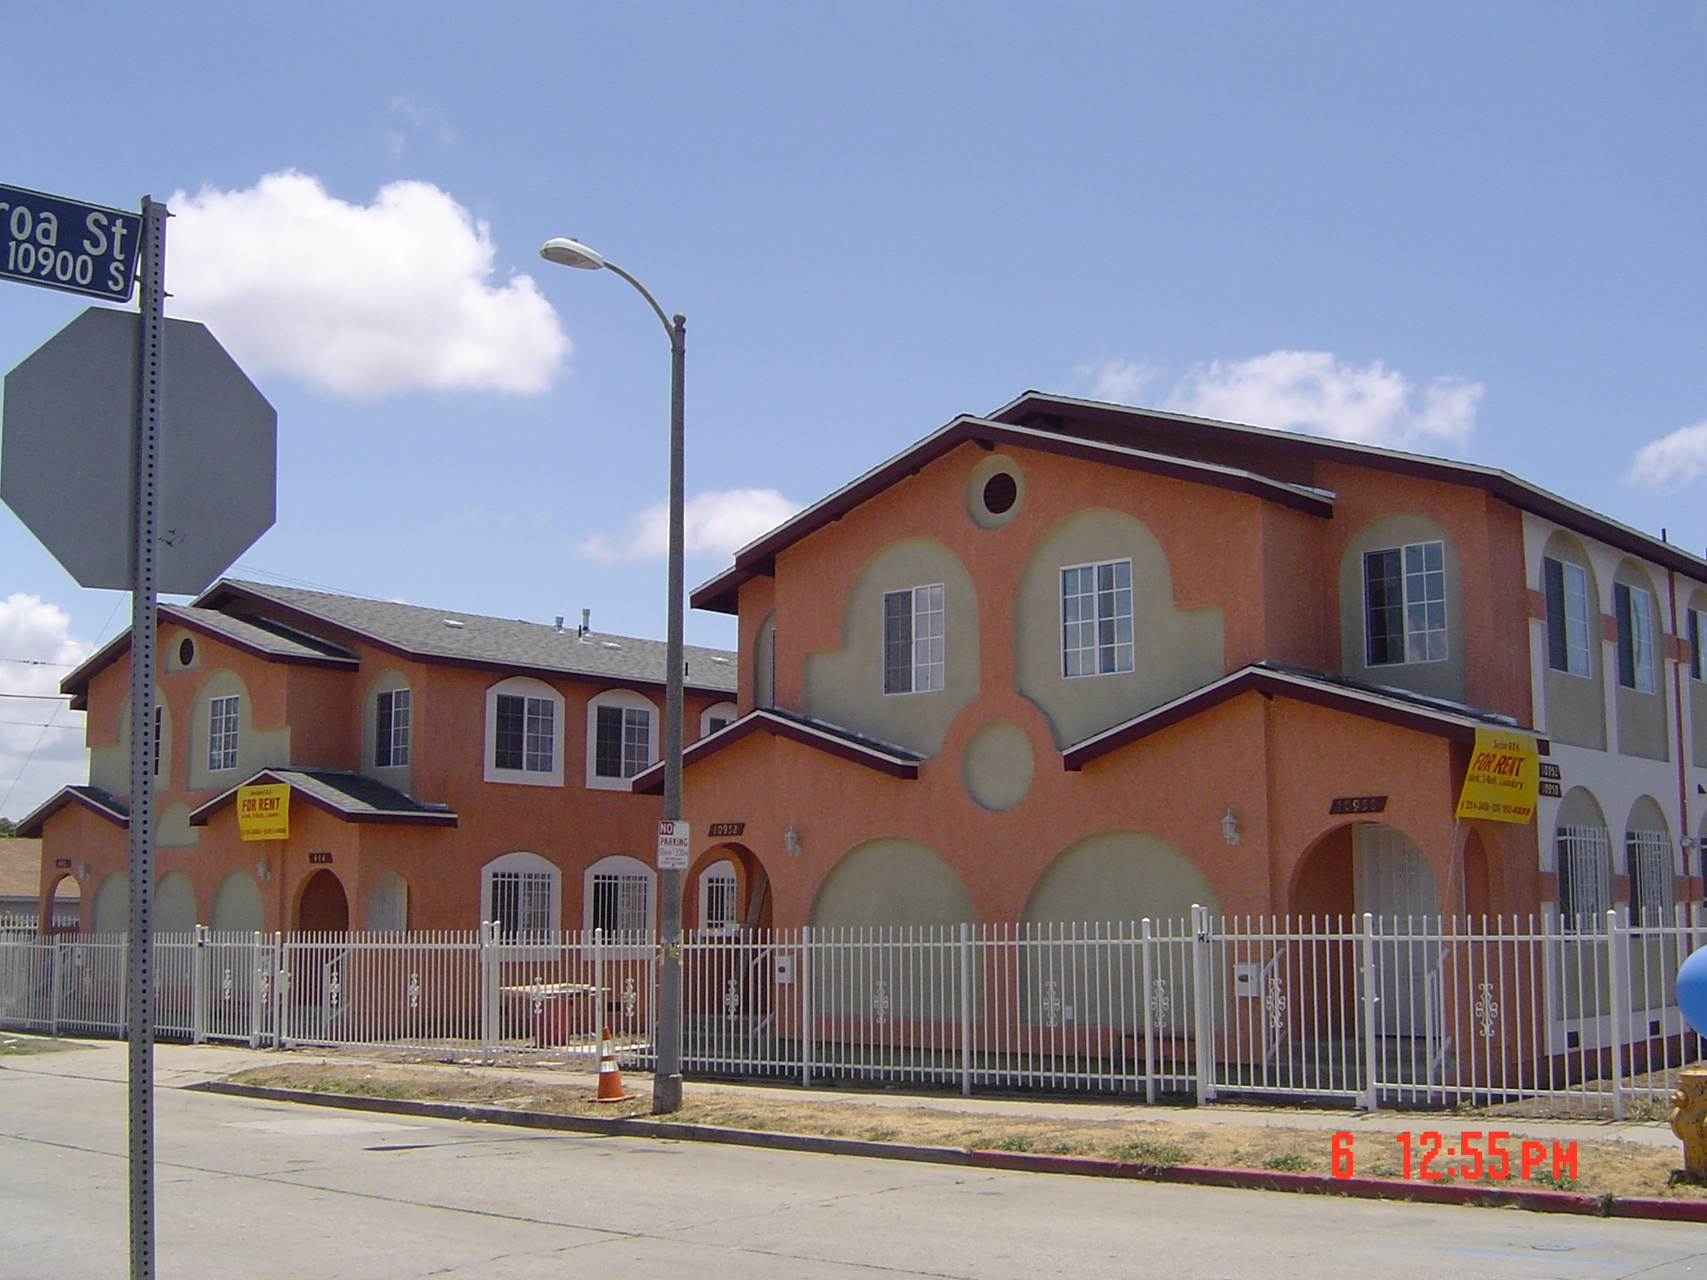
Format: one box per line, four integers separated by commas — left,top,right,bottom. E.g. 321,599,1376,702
237,782,290,841
1455,728,1538,824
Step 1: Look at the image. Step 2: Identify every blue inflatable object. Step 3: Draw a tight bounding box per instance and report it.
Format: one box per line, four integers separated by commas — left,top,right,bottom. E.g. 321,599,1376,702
1680,946,1707,1038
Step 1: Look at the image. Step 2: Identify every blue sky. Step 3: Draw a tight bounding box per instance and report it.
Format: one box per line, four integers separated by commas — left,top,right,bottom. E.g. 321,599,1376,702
2,2,1706,815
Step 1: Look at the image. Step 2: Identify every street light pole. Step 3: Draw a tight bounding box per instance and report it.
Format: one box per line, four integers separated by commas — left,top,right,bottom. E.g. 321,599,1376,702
539,239,686,1113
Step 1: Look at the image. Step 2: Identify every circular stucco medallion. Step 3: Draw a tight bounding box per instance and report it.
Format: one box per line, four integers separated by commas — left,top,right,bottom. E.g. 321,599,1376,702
960,720,1035,812
965,454,1024,529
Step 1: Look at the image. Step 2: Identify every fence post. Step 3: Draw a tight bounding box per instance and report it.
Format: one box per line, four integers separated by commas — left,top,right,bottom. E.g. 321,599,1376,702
593,927,606,1047
1607,908,1626,1122
1141,918,1156,1105
959,921,974,1097
1360,913,1380,1111
800,925,813,1089
479,921,498,1062
191,925,208,1045
273,932,290,1050
49,936,62,1038
248,931,263,1050
1191,905,1213,1105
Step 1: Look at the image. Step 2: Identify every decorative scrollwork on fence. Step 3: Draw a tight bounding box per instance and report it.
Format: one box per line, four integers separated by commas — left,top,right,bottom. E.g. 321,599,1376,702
1473,982,1499,1039
220,967,233,1003
1042,979,1062,1029
723,975,742,1017
1149,978,1171,1030
407,972,421,1011
1264,970,1287,1037
872,978,890,1026
622,975,638,1020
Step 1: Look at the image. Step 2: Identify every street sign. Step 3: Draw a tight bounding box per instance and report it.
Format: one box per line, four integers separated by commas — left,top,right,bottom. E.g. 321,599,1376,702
657,820,691,870
2,306,276,594
0,184,142,302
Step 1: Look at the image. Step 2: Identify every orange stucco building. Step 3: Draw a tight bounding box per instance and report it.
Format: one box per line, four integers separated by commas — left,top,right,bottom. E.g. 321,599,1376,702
23,581,737,936
640,394,1707,937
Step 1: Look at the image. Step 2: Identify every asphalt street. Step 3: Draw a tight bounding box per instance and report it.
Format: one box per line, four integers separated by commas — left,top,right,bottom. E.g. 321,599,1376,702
1,1046,1704,1279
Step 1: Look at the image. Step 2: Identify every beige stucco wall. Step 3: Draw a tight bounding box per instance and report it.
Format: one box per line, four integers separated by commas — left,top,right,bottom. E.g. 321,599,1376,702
808,837,975,928
93,691,172,795
211,869,265,933
1613,560,1668,762
804,538,979,758
186,669,291,792
1015,508,1223,749
1539,531,1607,750
360,668,413,793
1337,512,1466,703
1021,830,1221,926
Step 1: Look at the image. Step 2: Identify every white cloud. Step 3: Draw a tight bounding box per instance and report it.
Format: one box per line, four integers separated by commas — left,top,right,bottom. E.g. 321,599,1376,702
581,489,803,561
1627,420,1707,493
1157,350,1482,451
1073,358,1161,406
0,595,91,822
166,171,569,398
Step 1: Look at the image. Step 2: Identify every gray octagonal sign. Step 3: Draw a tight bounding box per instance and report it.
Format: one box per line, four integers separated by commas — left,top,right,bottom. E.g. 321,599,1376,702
1,306,275,594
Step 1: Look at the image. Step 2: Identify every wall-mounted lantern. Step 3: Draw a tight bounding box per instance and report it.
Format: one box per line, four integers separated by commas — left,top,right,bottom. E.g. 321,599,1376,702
1221,809,1241,847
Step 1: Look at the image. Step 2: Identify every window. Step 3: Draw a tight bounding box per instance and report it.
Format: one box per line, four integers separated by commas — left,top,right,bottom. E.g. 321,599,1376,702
595,705,651,778
1364,541,1446,666
153,705,163,777
700,702,738,738
1691,609,1706,682
1557,824,1612,930
495,694,553,772
1061,559,1133,678
883,584,945,694
481,852,560,939
374,688,411,768
1627,829,1675,925
1543,557,1592,678
699,861,739,934
1614,583,1656,693
591,868,651,935
207,695,240,771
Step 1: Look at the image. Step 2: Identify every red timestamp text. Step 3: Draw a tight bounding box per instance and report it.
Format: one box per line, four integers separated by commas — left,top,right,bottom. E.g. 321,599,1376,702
1328,1131,1578,1182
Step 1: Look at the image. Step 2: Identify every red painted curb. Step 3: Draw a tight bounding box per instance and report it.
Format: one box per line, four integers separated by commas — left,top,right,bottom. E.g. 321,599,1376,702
1606,1197,1707,1223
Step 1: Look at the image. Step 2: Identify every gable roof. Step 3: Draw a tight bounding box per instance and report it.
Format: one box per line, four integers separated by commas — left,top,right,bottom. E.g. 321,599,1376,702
64,604,359,707
196,580,739,695
692,393,1707,616
629,707,922,793
1061,662,1526,770
993,392,1707,584
691,415,1337,614
16,785,130,838
190,769,458,827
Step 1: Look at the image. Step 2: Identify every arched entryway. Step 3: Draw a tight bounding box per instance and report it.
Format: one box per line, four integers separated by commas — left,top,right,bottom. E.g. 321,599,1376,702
688,843,772,934
1290,822,1440,922
296,869,349,933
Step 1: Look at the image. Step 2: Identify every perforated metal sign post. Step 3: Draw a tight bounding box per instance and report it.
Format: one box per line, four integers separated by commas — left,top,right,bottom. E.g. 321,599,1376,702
0,184,142,301
0,184,271,1280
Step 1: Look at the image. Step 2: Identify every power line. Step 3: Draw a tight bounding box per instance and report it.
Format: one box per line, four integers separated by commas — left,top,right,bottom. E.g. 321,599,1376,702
0,718,79,730
0,656,75,667
0,692,73,701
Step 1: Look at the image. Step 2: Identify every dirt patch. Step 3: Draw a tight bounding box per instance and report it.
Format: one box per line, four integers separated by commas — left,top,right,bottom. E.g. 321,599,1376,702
227,1060,1706,1201
0,1033,88,1056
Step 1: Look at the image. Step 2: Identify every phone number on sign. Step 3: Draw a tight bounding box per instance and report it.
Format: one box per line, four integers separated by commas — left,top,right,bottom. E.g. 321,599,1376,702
1329,1131,1578,1182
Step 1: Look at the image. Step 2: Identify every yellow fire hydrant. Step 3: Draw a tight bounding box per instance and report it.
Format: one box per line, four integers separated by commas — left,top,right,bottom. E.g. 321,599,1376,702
1672,1068,1707,1180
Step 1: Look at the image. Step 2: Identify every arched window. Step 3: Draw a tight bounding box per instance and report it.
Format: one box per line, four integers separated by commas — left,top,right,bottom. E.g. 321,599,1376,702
483,677,565,787
1555,787,1612,930
1625,797,1675,925
584,855,654,937
584,689,659,790
367,870,409,934
699,701,738,738
481,852,560,939
698,860,739,934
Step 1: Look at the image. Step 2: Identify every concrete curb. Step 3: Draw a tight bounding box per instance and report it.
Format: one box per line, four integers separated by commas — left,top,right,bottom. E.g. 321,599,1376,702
189,1081,1707,1222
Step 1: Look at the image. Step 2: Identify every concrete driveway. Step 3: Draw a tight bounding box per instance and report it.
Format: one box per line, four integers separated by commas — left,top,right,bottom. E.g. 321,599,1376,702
2,1042,1704,1279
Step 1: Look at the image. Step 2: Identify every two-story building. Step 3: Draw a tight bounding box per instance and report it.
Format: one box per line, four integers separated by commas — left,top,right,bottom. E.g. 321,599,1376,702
21,580,738,936
647,392,1707,939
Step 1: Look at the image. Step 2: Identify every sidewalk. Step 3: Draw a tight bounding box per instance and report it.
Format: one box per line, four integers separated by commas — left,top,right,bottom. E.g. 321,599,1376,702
4,1035,1679,1150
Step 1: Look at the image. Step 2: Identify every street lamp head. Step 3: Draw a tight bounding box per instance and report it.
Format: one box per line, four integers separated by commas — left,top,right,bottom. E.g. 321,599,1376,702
539,237,606,270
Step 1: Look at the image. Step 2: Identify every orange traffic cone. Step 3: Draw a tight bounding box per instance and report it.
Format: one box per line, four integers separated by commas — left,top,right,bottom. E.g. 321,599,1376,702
594,1025,633,1102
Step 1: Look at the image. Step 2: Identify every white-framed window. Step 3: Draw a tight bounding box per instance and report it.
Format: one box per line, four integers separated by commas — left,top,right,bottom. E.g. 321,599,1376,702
484,677,564,787
207,694,240,771
1626,828,1676,925
699,702,738,738
1556,823,1612,930
1542,557,1592,678
153,704,163,777
1062,559,1133,678
883,584,945,694
1614,582,1657,694
481,852,560,940
584,689,658,790
584,855,654,938
699,860,739,934
1364,541,1447,666
375,688,411,768
1690,608,1707,681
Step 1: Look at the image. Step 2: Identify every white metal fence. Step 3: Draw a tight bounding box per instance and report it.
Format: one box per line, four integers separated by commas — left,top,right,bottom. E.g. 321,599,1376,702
3,909,1701,1117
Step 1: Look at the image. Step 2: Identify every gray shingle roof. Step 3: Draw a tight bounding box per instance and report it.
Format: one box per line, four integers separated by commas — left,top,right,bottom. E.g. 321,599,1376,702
201,581,739,694
161,605,359,663
190,769,458,827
